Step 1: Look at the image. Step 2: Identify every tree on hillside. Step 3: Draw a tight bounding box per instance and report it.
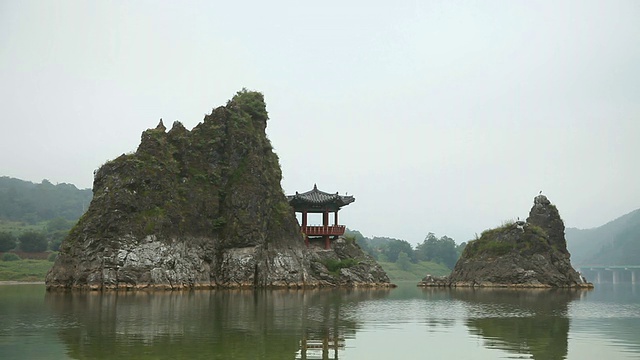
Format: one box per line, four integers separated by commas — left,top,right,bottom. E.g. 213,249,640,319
381,239,414,263
46,217,73,232
19,231,47,252
344,229,377,258
0,177,92,223
416,232,458,269
396,251,411,271
0,231,16,252
43,217,74,251
49,230,68,251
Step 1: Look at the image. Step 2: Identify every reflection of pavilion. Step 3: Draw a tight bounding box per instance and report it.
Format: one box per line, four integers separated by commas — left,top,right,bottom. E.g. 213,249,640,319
296,330,345,360
43,286,392,359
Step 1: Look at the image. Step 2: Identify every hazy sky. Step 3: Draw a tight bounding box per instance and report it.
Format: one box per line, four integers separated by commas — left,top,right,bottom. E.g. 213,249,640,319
2,1,639,245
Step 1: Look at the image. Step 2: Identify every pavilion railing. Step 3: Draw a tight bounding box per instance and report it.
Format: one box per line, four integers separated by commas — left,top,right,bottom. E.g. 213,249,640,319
302,225,346,236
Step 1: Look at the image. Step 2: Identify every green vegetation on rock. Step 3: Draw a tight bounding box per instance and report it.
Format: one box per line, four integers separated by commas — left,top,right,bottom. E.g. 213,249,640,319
448,195,589,288
65,89,289,245
47,89,391,290
462,222,549,258
322,258,359,275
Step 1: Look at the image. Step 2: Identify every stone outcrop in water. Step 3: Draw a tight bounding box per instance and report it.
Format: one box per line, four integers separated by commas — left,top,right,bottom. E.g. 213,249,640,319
46,90,391,290
420,195,593,288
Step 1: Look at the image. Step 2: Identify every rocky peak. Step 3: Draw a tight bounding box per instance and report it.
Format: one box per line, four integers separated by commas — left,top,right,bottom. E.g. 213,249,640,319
46,90,391,290
156,119,166,131
435,195,592,288
526,194,568,254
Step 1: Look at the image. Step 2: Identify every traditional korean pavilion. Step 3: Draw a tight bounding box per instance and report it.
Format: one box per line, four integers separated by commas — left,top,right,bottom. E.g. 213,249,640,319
286,184,355,249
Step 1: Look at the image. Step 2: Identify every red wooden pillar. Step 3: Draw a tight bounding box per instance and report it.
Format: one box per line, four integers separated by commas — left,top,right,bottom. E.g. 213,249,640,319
323,210,330,249
334,210,339,226
302,210,309,247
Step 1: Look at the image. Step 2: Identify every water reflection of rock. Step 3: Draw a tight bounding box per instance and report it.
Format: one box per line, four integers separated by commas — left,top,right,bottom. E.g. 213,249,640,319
45,288,391,359
451,288,586,360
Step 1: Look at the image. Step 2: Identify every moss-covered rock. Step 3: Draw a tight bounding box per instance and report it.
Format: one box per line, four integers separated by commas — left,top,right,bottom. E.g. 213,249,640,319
46,90,391,290
441,195,593,288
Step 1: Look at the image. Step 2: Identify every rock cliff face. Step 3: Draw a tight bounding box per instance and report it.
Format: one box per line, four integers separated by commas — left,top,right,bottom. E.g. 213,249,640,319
46,90,390,290
422,195,592,288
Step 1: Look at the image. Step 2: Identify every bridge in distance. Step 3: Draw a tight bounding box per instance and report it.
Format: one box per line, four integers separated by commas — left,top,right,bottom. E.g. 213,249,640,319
577,265,640,284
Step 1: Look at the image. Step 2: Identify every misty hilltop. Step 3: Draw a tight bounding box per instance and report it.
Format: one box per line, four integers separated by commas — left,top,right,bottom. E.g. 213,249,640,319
0,177,91,223
566,208,640,266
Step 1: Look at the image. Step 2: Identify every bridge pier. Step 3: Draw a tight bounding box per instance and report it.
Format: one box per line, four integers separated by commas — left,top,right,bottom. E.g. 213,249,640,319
612,270,620,284
595,270,602,284
632,270,637,285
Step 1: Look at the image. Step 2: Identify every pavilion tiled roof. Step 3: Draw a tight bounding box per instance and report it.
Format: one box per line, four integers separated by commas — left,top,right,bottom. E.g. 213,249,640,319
286,184,355,208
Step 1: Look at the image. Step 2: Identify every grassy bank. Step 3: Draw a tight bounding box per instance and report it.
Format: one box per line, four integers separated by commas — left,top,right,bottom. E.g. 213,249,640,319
0,259,53,282
378,261,451,282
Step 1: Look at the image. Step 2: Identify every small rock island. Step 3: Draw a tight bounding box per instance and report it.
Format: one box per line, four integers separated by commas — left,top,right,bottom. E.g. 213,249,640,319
420,194,593,288
46,90,391,290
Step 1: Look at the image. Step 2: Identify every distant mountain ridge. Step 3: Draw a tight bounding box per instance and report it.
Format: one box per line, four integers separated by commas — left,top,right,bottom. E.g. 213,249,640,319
566,208,640,266
0,176,92,223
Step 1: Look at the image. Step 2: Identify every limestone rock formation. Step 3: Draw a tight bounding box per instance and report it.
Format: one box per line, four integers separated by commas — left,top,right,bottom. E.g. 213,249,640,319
46,90,391,290
421,195,593,288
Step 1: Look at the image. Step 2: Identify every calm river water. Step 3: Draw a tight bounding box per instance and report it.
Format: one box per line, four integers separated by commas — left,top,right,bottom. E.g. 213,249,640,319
0,282,638,359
